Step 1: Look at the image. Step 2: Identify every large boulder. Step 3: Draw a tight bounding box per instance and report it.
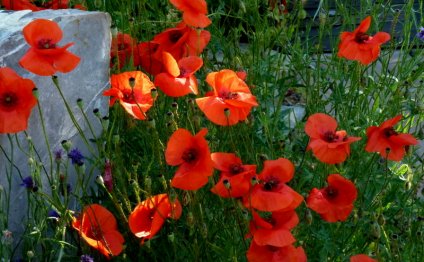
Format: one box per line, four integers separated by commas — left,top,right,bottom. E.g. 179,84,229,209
0,9,111,238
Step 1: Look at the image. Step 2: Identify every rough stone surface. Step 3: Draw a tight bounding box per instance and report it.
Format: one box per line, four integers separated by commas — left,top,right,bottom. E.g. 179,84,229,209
0,10,111,236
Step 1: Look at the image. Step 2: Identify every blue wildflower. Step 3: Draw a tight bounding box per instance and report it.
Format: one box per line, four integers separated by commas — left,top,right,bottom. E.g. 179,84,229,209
417,27,424,41
20,176,37,192
68,148,84,166
47,210,60,219
80,255,94,262
53,148,64,163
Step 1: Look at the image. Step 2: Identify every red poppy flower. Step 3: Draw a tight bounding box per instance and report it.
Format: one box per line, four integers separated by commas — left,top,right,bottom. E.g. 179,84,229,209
0,67,37,134
196,69,259,126
1,0,40,10
365,115,418,161
129,194,182,242
137,41,164,76
350,254,377,262
72,204,124,258
338,16,390,65
210,152,256,198
170,0,212,28
103,71,156,120
19,19,80,76
245,158,303,212
154,52,203,97
165,128,213,190
305,113,361,164
306,174,357,222
247,242,307,262
152,22,210,62
249,210,298,247
110,33,140,69
41,0,69,9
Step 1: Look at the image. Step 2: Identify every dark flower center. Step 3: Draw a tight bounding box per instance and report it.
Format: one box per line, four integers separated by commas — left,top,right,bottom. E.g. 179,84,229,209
219,91,239,100
0,92,18,109
323,131,347,143
169,31,183,43
324,186,338,199
118,43,129,51
266,245,280,252
383,127,398,138
178,68,189,78
355,33,370,43
182,148,198,163
229,163,244,175
37,39,56,49
263,177,280,191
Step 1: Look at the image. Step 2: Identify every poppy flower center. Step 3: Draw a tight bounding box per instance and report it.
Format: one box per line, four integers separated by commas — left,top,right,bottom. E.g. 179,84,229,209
229,163,244,175
266,245,280,252
182,148,198,163
169,31,183,43
0,92,18,110
323,131,347,143
88,225,103,240
263,177,280,191
383,127,398,138
219,91,239,100
118,43,129,51
122,90,135,103
37,39,56,49
324,186,338,199
355,33,370,43
178,68,189,78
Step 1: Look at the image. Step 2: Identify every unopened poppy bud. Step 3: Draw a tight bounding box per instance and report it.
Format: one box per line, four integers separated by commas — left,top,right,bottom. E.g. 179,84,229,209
128,77,136,88
112,134,120,145
147,118,156,129
166,111,173,117
32,88,39,99
259,153,268,161
378,215,386,226
27,250,34,258
76,98,84,108
144,176,152,192
305,209,313,225
102,116,109,129
151,88,158,99
168,233,175,243
371,222,381,239
224,108,230,118
223,179,231,189
93,108,100,117
26,136,32,142
251,176,258,185
28,157,35,165
171,101,178,110
95,175,104,185
160,175,167,190
61,140,72,151
187,212,194,225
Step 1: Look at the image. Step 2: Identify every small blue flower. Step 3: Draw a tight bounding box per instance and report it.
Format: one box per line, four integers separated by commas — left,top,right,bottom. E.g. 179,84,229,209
47,210,60,219
417,27,424,41
80,255,94,262
21,176,37,192
68,148,84,166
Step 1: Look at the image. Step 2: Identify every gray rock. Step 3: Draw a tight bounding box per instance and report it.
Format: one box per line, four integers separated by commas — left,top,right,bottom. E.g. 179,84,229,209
0,9,111,242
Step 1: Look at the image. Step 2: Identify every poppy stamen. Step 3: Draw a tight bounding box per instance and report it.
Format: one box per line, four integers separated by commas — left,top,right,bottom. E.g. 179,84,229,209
383,127,398,137
0,92,18,109
355,33,370,43
169,31,183,43
229,163,244,174
37,38,56,49
324,186,338,199
263,177,279,191
182,148,198,163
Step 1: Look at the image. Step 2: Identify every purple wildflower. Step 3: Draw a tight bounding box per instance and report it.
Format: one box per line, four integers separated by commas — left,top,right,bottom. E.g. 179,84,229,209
21,176,37,192
80,255,94,262
47,210,60,219
417,27,424,41
103,159,113,192
68,148,84,166
53,148,64,163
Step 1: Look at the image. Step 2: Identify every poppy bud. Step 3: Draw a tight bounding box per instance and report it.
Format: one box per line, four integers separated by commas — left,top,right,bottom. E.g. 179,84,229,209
93,108,100,117
168,233,175,243
305,209,313,225
128,77,136,88
32,88,39,99
370,222,381,239
28,157,35,165
160,175,168,190
151,88,158,99
171,101,178,110
224,108,230,118
147,118,156,129
112,134,120,145
27,250,34,258
61,140,72,152
144,176,152,192
102,116,109,130
251,176,258,185
223,179,231,189
95,175,104,186
76,98,84,109
187,212,195,226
